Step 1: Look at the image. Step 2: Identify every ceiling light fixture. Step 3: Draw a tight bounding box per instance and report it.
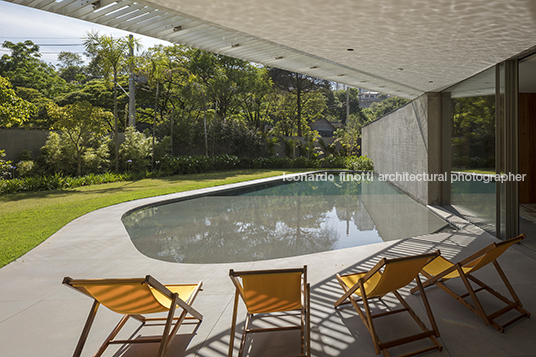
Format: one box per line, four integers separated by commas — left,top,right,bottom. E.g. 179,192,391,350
231,43,240,48
274,56,283,60
310,66,318,69
173,26,182,32
347,48,354,52
397,68,404,72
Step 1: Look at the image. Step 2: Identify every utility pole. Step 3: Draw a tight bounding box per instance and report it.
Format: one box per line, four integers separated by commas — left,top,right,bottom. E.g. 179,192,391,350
128,34,136,127
346,85,350,124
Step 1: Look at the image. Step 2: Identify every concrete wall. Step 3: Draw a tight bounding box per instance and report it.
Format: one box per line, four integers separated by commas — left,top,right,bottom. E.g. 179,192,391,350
0,129,51,161
362,93,443,205
0,130,126,162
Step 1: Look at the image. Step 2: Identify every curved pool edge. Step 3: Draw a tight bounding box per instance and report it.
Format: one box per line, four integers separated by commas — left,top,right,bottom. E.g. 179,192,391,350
1,172,520,357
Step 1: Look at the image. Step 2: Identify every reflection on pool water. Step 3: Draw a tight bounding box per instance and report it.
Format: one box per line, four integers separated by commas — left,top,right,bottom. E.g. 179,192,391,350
122,173,454,263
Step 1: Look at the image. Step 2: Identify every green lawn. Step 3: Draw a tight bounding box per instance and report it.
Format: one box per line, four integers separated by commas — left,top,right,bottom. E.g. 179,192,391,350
452,168,495,175
0,169,306,267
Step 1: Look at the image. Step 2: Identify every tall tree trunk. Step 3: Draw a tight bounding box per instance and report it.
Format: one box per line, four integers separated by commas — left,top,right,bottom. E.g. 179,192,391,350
113,70,119,172
152,82,159,169
296,76,302,137
77,150,82,177
170,106,174,156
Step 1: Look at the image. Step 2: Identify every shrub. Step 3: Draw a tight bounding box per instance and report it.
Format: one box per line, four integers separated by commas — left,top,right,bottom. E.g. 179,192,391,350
0,150,13,179
82,138,111,174
15,150,33,162
120,127,153,172
345,155,374,171
322,156,347,169
0,172,130,194
16,160,35,177
38,132,110,176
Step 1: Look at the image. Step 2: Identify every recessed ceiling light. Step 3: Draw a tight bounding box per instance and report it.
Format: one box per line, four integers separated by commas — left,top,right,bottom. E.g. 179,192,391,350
429,80,434,83
347,48,354,52
397,68,403,71
173,25,182,32
231,43,240,48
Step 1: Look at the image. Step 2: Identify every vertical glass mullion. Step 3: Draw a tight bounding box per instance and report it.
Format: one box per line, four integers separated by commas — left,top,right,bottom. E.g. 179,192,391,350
496,63,506,238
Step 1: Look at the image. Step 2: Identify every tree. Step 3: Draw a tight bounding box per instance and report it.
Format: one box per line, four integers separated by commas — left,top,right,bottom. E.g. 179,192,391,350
271,90,327,137
269,68,331,136
364,96,409,121
327,87,367,124
334,114,362,156
237,66,275,131
0,75,36,128
83,32,141,171
451,95,495,169
56,51,86,83
0,40,69,98
47,101,111,176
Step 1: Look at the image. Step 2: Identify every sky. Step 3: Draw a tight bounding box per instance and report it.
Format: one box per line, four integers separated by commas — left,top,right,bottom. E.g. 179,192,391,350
0,0,172,64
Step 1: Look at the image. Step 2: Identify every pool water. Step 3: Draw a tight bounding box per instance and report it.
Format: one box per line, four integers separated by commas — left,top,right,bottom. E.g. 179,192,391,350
122,173,453,263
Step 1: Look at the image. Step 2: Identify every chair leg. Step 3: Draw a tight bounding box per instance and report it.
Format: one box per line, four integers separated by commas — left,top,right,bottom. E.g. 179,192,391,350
238,313,251,357
95,314,131,357
467,264,530,332
456,265,490,325
157,292,178,357
306,283,311,357
228,290,240,357
72,300,100,357
493,261,523,307
416,275,440,338
359,279,381,355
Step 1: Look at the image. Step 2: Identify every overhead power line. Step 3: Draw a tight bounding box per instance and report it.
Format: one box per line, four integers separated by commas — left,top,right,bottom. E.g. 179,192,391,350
34,44,84,46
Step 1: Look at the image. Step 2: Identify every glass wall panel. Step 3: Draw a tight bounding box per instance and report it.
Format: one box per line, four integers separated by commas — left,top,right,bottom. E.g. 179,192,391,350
496,64,506,238
443,67,496,235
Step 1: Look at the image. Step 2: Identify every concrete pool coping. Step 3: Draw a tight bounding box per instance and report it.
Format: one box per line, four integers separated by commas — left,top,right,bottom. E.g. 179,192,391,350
1,173,535,357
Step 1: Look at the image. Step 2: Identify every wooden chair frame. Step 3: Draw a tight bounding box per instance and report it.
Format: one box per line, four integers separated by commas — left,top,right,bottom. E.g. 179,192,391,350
228,266,310,357
63,275,203,357
410,234,530,332
334,252,442,357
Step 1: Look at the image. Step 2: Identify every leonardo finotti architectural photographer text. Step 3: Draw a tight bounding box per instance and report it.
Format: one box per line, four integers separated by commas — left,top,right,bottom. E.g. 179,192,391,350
282,172,527,183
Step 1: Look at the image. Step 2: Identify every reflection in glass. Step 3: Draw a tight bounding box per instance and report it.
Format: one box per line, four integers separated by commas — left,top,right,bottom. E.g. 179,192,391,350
122,175,453,263
446,67,496,235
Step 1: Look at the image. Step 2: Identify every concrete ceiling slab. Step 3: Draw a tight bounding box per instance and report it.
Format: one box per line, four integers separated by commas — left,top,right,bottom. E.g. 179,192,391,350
6,0,536,98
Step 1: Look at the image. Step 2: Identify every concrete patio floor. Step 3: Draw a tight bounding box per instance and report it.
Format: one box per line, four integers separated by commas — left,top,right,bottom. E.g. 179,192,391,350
1,176,535,357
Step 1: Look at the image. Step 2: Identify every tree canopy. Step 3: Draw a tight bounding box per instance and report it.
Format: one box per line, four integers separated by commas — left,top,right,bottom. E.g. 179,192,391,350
0,40,69,98
0,75,36,128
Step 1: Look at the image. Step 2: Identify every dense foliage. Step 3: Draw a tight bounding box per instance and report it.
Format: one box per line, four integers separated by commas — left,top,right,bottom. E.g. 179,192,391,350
0,36,402,189
0,155,373,194
451,95,495,169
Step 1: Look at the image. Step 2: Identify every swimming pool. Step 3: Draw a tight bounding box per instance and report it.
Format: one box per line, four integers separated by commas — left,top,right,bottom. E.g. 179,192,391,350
122,172,454,263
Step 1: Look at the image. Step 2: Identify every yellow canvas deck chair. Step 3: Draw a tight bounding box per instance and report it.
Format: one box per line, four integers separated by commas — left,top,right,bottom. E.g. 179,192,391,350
63,275,203,357
228,266,310,357
334,252,442,357
410,234,530,332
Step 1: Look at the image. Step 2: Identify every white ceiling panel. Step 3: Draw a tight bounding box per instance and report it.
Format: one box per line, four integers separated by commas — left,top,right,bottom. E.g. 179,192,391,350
4,0,536,99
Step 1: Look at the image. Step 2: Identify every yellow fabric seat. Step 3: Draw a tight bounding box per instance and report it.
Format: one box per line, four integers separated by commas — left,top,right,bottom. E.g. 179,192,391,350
335,252,442,357
412,234,530,332
228,266,310,357
64,276,203,357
